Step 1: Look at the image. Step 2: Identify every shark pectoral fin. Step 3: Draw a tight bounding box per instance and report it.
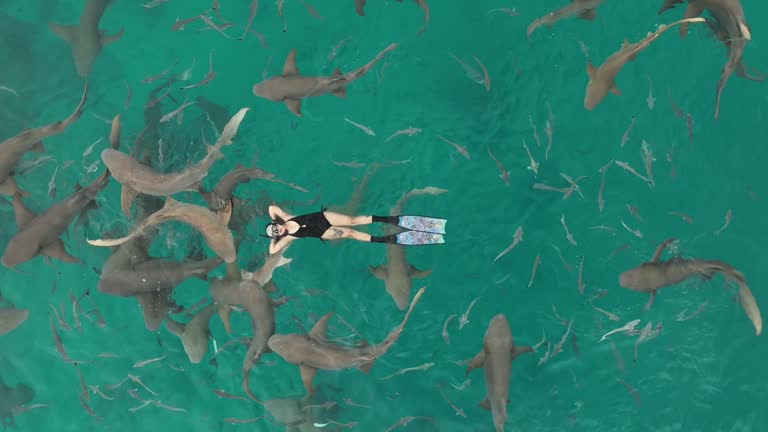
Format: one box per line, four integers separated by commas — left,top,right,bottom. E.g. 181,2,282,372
578,9,596,21
586,62,597,80
466,350,487,377
282,49,300,76
120,185,139,217
42,239,80,264
218,305,233,334
285,99,302,116
263,280,278,293
309,312,333,339
609,84,622,96
271,296,291,307
479,397,491,411
165,318,185,336
369,265,388,279
48,23,77,43
511,345,534,360
31,141,46,153
100,28,125,46
299,365,318,395
358,361,374,374
11,194,36,229
355,0,366,16
408,265,432,279
331,85,347,98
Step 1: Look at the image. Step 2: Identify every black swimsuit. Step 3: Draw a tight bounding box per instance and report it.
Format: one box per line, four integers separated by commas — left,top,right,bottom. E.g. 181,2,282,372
287,211,332,238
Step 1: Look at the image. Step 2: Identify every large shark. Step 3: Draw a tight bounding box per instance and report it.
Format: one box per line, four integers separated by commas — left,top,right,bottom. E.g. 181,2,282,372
49,0,124,77
102,108,250,216
466,314,533,432
369,187,445,309
658,0,764,119
209,251,291,401
527,0,605,38
584,18,705,110
252,43,398,116
0,82,88,196
619,237,762,335
267,287,426,395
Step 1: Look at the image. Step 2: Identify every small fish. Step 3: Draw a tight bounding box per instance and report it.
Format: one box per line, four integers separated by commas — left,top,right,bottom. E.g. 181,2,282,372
523,139,538,175
133,355,166,368
142,0,169,7
487,146,510,185
620,218,643,239
626,204,644,223
598,158,613,212
560,214,577,246
142,59,180,84
645,75,655,110
714,209,732,236
553,245,573,272
590,303,620,321
577,256,585,294
329,36,352,62
450,378,471,391
439,135,470,160
344,117,376,136
615,160,651,185
442,314,457,344
160,101,196,123
224,417,264,424
377,362,434,380
560,173,586,199
600,319,641,342
437,385,466,417
493,226,523,263
240,0,259,40
0,85,20,96
488,8,519,16
458,296,480,330
448,52,484,85
668,211,693,224
332,160,366,168
180,49,217,90
641,140,655,189
473,56,491,91
620,115,636,148
47,162,59,199
528,254,541,288
82,137,104,160
544,101,555,160
528,114,541,148
385,127,422,143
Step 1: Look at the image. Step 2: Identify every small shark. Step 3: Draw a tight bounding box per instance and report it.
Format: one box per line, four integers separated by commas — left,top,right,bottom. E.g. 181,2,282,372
584,18,706,110
466,314,533,432
2,170,110,268
267,287,426,395
527,0,605,39
370,188,445,310
0,379,35,428
102,108,249,216
0,307,29,336
210,253,291,401
49,0,124,77
199,163,308,224
619,237,762,335
0,82,88,196
658,0,763,119
87,197,238,264
166,303,217,363
263,397,326,432
252,44,398,116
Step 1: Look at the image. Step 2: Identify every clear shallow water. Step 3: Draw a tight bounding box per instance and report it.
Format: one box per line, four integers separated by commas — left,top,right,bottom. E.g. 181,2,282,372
1,0,767,431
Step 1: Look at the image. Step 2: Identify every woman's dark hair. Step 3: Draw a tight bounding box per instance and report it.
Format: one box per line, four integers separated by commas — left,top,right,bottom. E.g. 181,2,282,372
262,220,288,241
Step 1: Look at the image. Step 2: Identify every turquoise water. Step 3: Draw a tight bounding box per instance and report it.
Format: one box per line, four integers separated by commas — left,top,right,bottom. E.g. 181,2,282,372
1,0,768,430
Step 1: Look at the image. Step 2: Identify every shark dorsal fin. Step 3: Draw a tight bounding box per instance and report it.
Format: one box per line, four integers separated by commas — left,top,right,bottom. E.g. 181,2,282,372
11,194,37,229
283,49,300,76
586,62,597,80
309,312,333,339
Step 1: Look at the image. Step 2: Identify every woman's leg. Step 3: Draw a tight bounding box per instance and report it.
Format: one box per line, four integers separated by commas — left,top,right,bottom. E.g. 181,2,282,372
323,212,373,226
321,226,373,242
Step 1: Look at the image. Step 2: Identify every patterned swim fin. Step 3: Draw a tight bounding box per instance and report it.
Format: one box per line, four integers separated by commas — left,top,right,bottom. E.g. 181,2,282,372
394,231,444,246
396,216,447,234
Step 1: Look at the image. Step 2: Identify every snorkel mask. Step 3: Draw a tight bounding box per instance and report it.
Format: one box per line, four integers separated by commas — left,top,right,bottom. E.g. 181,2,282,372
265,223,281,238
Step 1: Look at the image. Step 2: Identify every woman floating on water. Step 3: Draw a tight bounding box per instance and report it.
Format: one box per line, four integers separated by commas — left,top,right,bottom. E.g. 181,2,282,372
265,205,446,254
